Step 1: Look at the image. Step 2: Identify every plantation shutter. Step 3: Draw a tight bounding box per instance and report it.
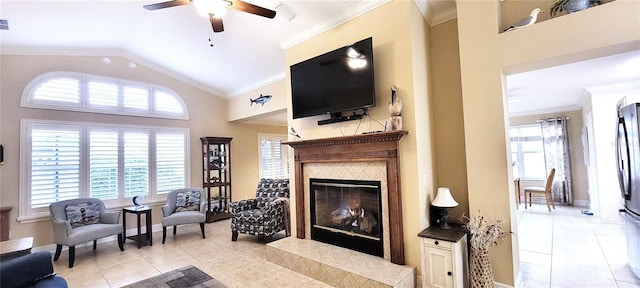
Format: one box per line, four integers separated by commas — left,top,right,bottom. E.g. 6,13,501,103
123,87,149,111
156,131,187,193
124,130,149,197
30,125,81,208
88,81,119,108
89,129,119,199
261,139,274,178
259,136,288,179
155,91,184,114
32,77,81,104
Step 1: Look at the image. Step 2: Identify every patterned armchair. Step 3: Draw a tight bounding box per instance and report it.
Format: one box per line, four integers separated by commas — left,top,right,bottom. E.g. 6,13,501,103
230,178,290,241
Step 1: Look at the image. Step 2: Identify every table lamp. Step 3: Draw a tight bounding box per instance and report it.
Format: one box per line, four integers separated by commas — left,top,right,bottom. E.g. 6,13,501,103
432,187,459,229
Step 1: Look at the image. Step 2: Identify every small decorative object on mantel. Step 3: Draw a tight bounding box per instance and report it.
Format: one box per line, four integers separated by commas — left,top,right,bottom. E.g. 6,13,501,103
503,8,541,32
550,0,601,17
388,85,403,131
466,209,506,288
289,127,302,139
250,94,272,106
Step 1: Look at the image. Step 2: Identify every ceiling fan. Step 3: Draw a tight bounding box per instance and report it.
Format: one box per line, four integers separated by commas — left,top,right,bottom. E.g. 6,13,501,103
143,0,276,33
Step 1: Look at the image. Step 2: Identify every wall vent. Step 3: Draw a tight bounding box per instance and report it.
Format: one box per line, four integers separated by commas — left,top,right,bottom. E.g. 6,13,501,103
0,19,8,31
275,3,297,22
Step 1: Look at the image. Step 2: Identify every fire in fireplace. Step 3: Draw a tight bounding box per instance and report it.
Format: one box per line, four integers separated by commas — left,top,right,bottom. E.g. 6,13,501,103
310,178,383,257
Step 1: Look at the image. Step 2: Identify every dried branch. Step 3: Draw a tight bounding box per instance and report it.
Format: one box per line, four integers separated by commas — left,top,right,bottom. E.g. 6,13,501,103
465,209,506,250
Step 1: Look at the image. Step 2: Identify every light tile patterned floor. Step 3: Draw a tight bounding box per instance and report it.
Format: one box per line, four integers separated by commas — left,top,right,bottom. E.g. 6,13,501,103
48,220,332,288
518,204,640,288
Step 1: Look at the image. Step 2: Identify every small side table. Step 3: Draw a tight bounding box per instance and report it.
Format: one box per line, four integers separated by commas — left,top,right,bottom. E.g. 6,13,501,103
418,226,468,288
0,236,33,261
123,205,152,249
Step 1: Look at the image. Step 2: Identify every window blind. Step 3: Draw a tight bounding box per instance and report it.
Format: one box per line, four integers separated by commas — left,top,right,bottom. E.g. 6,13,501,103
31,126,81,208
156,132,186,193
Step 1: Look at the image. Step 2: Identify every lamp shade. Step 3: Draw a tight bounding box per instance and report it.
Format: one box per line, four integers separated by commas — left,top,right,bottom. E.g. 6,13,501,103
432,187,459,208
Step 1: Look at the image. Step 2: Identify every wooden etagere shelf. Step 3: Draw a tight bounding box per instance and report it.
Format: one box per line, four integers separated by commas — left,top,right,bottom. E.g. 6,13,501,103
201,137,232,223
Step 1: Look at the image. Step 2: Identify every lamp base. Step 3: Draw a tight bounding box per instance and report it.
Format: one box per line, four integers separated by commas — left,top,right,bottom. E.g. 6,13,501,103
439,210,452,229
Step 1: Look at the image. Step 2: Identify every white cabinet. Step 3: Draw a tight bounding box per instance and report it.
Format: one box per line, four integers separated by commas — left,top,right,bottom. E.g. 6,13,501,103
418,226,468,288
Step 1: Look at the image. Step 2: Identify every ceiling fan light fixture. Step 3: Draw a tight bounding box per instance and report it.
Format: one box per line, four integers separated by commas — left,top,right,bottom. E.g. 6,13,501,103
347,57,367,70
194,0,229,18
346,47,361,58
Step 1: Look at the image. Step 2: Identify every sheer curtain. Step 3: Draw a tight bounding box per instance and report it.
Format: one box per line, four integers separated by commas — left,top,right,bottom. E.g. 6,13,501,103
540,117,573,204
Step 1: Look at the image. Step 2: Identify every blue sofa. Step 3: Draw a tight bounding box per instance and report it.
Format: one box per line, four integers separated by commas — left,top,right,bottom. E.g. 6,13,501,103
0,251,67,288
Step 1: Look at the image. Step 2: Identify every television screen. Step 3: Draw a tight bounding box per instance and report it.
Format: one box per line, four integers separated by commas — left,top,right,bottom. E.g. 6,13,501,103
290,37,375,120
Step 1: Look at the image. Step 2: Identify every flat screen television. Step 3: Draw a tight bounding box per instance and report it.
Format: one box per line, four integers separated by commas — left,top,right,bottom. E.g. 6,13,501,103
290,37,375,124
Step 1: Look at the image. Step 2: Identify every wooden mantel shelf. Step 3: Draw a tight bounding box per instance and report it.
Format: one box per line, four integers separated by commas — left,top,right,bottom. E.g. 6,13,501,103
284,130,408,148
284,130,408,265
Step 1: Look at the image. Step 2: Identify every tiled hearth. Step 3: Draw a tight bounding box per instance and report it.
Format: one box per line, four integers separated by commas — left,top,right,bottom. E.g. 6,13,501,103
266,237,415,288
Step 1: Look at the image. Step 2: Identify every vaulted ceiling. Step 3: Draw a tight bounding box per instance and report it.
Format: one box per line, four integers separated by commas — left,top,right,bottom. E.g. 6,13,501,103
2,1,637,119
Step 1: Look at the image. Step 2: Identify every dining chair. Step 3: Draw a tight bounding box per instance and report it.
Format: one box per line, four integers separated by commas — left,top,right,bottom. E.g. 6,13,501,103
524,168,556,211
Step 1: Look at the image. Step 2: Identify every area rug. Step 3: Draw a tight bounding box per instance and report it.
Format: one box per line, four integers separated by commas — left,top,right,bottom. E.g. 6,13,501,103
122,265,228,288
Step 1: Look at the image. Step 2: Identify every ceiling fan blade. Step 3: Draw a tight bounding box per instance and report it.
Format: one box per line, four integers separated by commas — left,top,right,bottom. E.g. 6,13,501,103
143,0,191,10
210,17,224,33
227,0,276,19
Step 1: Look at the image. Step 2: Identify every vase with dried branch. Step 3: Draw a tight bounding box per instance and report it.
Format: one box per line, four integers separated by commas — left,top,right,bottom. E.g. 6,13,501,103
466,209,506,288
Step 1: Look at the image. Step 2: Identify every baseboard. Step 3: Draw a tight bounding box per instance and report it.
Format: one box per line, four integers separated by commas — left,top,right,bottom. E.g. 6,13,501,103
514,270,523,288
573,199,590,207
494,281,515,288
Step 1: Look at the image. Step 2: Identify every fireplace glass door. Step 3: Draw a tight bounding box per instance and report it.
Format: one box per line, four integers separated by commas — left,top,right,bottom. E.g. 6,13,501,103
310,178,383,257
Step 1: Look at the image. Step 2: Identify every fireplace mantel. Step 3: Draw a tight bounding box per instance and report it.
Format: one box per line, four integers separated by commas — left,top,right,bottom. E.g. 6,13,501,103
284,130,408,265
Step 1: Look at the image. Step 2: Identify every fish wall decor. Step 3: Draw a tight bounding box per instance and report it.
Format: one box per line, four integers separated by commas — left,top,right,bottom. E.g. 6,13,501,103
250,94,272,106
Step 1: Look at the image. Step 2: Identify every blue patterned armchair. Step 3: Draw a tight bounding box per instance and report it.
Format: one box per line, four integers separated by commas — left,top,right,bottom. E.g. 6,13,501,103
230,178,290,241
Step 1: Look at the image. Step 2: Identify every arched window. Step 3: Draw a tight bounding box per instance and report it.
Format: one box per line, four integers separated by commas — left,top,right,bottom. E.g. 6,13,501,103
21,71,188,120
18,72,191,221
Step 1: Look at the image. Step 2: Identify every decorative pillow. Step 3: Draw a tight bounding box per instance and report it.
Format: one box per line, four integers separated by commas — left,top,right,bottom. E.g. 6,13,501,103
175,191,201,212
65,202,101,228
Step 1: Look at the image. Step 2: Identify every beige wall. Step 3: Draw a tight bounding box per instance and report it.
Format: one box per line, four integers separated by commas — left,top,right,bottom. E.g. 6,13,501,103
226,79,287,123
0,55,284,246
498,0,617,32
457,0,640,285
285,0,434,274
510,110,589,205
430,19,469,221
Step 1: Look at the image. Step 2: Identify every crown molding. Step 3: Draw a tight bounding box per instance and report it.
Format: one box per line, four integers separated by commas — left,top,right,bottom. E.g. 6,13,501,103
279,0,391,50
509,105,583,118
585,80,640,95
414,0,457,27
430,6,457,26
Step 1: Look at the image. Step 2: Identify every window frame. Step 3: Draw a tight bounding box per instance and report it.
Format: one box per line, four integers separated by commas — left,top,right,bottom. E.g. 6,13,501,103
19,119,191,222
258,133,289,179
510,124,546,181
21,71,189,120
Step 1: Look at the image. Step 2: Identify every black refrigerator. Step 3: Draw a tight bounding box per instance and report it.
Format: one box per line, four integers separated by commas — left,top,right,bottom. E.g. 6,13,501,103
616,102,640,278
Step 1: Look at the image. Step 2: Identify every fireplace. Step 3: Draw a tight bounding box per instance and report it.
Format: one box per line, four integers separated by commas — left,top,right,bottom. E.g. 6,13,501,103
310,178,383,257
285,130,407,264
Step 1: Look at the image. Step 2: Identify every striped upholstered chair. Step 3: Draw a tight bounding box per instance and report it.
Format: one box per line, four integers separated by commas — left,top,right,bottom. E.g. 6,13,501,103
229,178,290,241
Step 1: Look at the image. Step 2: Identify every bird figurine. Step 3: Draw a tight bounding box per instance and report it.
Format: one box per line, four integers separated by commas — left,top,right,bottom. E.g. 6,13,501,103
503,8,541,32
289,127,301,139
